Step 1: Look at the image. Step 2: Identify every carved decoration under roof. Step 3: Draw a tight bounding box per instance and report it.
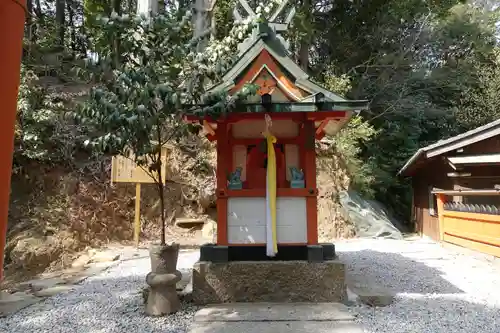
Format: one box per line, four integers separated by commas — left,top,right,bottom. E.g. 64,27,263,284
234,0,296,53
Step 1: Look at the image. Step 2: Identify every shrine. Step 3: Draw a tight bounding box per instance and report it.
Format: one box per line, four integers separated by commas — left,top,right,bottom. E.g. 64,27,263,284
185,0,369,304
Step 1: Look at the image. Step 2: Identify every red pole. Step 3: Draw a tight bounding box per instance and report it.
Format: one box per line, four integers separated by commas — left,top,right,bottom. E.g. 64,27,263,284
0,0,26,281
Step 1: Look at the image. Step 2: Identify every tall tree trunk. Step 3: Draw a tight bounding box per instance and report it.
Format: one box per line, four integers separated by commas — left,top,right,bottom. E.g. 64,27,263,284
26,0,33,29
34,0,44,23
55,0,66,50
128,0,135,13
113,0,122,68
298,0,312,71
67,0,77,57
158,0,164,13
113,0,122,13
25,0,35,45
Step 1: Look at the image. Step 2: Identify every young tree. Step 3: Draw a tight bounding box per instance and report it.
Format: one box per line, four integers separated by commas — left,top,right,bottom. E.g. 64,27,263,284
72,5,279,245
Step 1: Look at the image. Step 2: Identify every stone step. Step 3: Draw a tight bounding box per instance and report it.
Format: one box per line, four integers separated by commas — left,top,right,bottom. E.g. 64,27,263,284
189,321,364,333
194,302,355,322
188,303,363,333
175,218,204,228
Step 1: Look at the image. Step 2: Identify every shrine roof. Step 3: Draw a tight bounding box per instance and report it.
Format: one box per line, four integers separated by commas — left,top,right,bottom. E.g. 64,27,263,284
182,100,368,117
206,23,359,104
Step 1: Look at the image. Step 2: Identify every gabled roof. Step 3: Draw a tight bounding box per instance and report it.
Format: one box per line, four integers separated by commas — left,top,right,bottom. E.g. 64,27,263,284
398,119,500,177
207,25,348,103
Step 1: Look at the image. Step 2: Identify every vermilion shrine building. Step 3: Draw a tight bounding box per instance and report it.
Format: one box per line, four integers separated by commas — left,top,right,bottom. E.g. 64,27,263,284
185,0,368,268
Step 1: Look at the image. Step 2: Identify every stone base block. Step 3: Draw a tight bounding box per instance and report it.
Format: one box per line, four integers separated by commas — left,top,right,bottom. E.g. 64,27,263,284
192,260,346,304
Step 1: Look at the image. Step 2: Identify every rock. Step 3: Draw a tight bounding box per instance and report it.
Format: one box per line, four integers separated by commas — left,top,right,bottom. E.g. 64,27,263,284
347,284,394,307
72,254,92,268
201,219,216,241
9,236,62,271
91,252,120,263
30,278,66,291
339,190,404,240
18,277,66,292
175,218,204,229
0,291,42,317
33,285,74,298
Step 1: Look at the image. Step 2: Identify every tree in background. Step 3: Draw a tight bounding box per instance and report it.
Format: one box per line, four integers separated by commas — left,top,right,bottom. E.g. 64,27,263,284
15,0,500,224
71,3,282,246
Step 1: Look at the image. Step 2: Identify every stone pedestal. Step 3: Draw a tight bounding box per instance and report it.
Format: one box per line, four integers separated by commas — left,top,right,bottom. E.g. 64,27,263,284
192,260,346,304
145,244,182,316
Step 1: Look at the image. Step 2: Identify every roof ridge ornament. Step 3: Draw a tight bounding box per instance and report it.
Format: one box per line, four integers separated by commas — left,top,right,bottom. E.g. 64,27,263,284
233,0,295,53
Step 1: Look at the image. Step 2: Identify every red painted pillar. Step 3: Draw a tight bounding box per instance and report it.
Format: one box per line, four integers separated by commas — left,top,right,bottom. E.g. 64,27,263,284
215,121,229,245
304,120,318,245
0,0,26,281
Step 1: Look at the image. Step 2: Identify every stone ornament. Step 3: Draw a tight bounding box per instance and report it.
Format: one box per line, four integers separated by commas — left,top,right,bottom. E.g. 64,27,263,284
145,244,182,316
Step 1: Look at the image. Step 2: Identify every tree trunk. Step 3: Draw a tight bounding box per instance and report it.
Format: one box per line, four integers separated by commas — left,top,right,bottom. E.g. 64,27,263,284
67,0,77,56
55,0,66,49
298,0,312,71
156,149,166,246
158,0,164,13
113,0,122,67
25,0,35,57
128,0,135,13
26,0,33,31
34,0,44,23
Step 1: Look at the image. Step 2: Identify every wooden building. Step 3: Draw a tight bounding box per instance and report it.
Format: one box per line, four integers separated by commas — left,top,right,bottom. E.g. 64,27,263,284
399,120,500,257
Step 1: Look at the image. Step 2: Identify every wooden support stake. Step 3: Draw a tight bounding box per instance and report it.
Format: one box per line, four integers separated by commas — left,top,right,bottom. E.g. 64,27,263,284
134,183,142,247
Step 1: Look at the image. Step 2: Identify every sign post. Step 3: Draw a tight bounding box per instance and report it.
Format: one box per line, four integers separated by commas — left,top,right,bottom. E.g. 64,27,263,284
111,148,168,247
134,183,142,246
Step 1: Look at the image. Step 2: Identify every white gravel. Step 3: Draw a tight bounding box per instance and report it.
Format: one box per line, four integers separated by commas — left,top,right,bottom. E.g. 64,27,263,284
2,239,500,333
336,238,500,333
0,249,200,333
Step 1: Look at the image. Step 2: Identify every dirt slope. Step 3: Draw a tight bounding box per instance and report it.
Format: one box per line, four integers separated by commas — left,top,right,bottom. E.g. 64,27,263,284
4,134,353,287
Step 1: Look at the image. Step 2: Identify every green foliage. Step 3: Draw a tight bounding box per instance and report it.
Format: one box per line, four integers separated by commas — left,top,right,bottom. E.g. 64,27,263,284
322,73,377,194
454,49,500,130
308,1,499,220
15,67,64,168
72,9,259,244
332,117,378,196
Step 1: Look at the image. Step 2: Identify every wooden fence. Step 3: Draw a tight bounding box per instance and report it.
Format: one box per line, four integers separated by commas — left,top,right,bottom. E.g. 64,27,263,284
436,193,500,258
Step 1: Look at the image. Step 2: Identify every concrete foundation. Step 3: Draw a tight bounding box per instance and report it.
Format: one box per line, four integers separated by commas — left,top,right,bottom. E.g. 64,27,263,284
192,260,346,304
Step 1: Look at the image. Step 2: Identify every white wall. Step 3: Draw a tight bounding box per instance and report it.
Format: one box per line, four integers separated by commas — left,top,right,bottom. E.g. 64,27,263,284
227,197,307,244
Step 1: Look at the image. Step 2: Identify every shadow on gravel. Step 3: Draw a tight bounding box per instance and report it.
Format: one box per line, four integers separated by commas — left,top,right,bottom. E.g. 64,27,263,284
338,249,464,294
354,295,500,333
0,274,199,333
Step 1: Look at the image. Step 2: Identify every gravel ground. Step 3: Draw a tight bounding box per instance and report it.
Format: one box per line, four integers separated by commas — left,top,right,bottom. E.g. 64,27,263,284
2,238,500,333
336,238,500,333
0,249,200,333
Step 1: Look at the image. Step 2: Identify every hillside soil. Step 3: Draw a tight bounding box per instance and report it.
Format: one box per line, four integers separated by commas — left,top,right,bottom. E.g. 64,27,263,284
4,136,354,288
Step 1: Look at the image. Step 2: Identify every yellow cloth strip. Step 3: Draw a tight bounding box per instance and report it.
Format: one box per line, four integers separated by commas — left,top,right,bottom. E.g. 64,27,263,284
266,133,278,254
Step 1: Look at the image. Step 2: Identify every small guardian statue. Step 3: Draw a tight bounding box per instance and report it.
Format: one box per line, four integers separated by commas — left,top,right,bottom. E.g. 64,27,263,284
290,167,305,188
228,167,243,189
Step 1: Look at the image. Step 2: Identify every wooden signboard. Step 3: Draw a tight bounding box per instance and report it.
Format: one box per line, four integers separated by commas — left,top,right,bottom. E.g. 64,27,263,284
111,147,168,184
110,147,168,247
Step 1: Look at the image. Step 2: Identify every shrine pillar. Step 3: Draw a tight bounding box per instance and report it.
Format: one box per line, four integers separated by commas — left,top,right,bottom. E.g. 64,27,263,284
0,0,27,281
